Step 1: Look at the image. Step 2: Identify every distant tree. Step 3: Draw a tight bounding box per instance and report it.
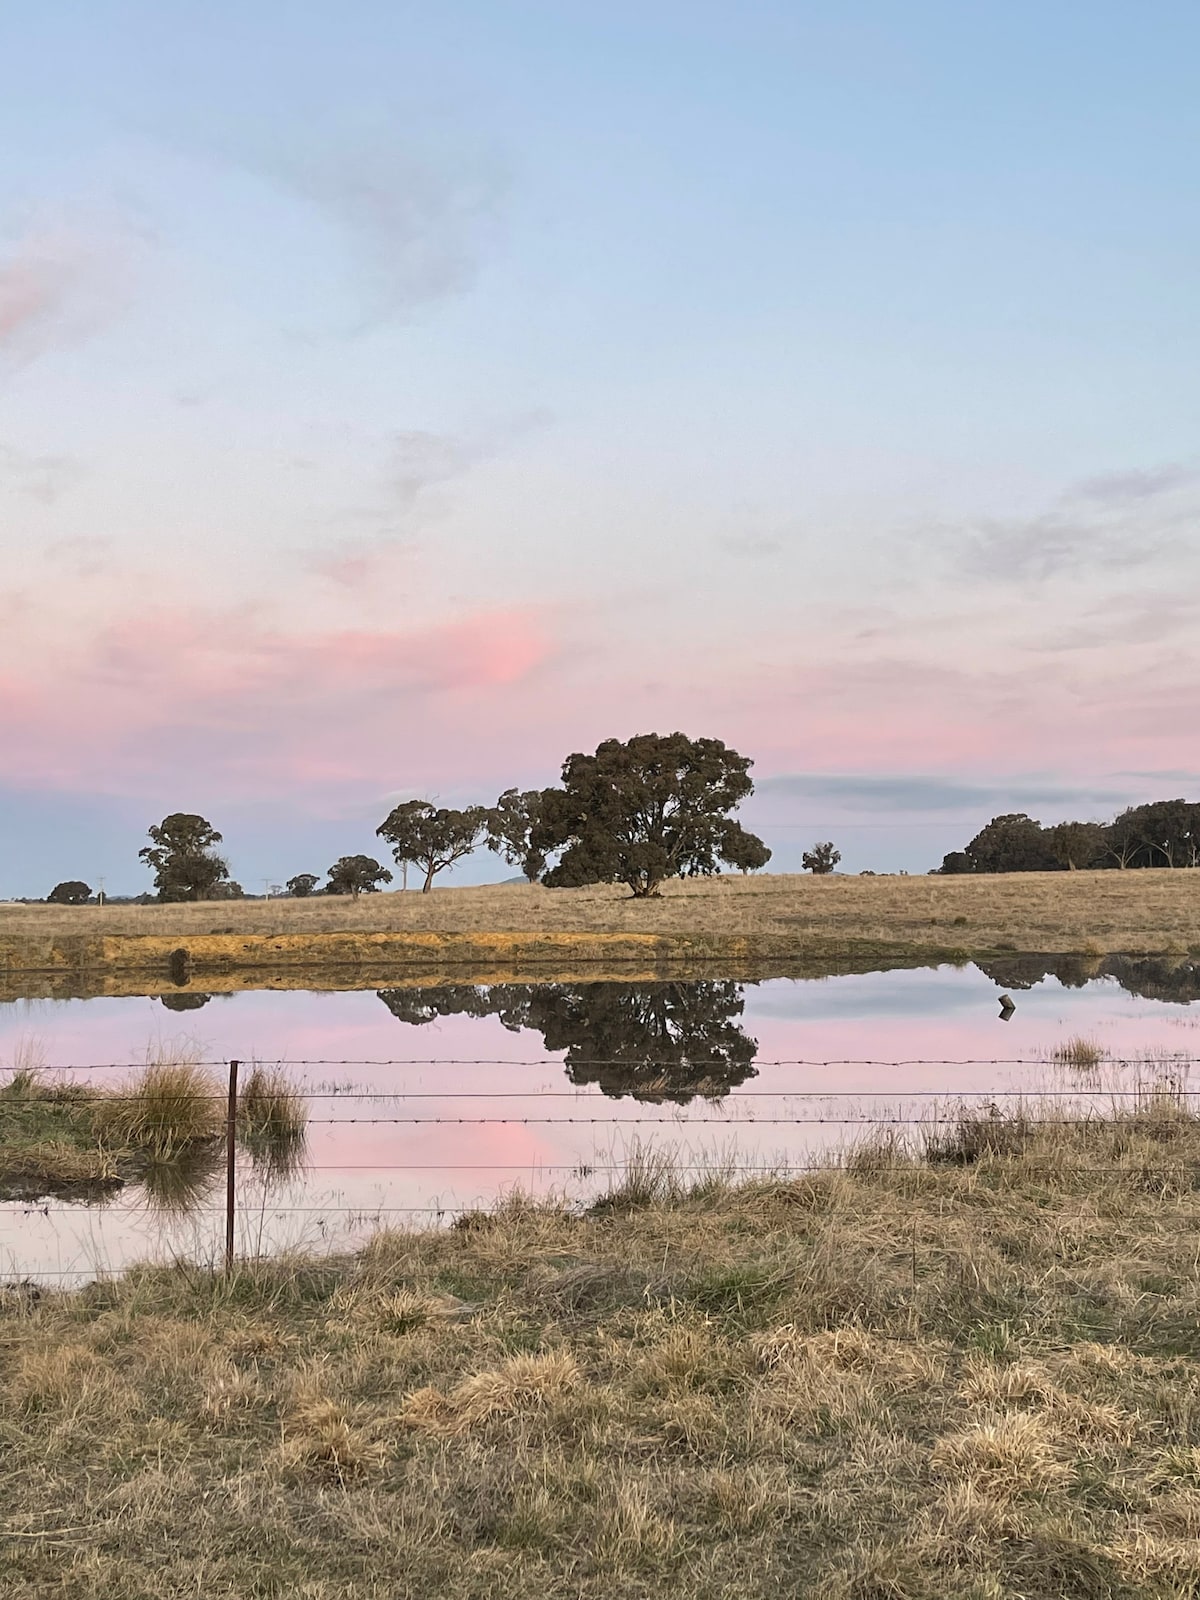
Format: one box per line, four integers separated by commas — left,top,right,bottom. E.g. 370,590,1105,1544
486,788,551,882
326,855,394,898
286,873,321,898
801,842,841,875
138,814,231,902
533,732,770,898
377,801,491,893
212,880,245,899
1107,800,1200,869
936,852,972,875
47,880,91,905
963,814,1059,874
1046,820,1106,871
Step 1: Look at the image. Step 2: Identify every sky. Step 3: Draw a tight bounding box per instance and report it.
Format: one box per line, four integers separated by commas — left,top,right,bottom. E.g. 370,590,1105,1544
2,1,1198,894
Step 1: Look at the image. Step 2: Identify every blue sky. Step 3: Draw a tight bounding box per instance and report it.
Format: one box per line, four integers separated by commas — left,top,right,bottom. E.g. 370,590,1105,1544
1,2,1198,893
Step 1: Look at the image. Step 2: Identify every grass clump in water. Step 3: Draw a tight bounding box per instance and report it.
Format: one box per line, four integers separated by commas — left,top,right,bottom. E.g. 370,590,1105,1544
237,1065,308,1175
1052,1034,1105,1069
1,1049,307,1202
90,1051,223,1155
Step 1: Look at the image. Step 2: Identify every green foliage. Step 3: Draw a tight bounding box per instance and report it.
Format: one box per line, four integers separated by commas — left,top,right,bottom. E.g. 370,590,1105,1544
963,813,1060,874
942,798,1200,873
937,851,972,874
138,813,231,902
1107,799,1200,868
286,873,321,898
1045,820,1106,870
325,855,393,898
46,880,90,905
534,732,770,898
377,800,491,892
801,841,840,875
486,788,550,881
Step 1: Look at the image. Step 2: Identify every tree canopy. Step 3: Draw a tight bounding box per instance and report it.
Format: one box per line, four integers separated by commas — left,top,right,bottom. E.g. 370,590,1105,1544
325,855,393,898
533,732,770,898
376,801,491,892
47,880,91,905
138,814,231,902
486,788,550,882
937,799,1200,874
801,842,840,875
286,873,321,898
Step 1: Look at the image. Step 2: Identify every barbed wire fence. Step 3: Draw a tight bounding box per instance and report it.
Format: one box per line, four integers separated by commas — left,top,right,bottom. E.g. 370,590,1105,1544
2,1053,1197,1283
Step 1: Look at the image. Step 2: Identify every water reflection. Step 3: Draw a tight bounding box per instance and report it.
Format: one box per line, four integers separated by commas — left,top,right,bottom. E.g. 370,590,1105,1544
377,980,759,1103
977,954,1200,1003
138,1145,226,1214
159,993,213,1012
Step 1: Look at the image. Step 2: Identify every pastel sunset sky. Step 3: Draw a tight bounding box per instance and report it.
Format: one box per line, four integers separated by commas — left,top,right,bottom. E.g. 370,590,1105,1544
3,1,1198,893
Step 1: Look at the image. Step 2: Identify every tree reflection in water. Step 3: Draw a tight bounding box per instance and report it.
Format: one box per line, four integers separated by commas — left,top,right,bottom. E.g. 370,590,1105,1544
159,993,213,1012
376,981,759,1103
975,954,1200,1004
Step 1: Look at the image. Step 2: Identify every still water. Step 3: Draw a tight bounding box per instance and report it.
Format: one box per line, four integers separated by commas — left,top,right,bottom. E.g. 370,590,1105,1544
3,956,1199,1283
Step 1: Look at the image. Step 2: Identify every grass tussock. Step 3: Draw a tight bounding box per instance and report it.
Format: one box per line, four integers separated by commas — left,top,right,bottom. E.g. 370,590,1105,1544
90,1052,224,1154
1,1051,307,1200
237,1065,308,1174
1053,1034,1106,1069
10,1106,1200,1594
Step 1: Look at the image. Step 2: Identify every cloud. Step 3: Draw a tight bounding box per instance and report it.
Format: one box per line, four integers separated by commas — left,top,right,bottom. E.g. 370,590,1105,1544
1031,591,1200,651
952,460,1197,583
1074,465,1196,504
0,444,86,504
718,531,784,559
308,410,552,581
0,604,555,798
0,220,137,365
389,429,476,511
243,126,506,327
756,772,1131,815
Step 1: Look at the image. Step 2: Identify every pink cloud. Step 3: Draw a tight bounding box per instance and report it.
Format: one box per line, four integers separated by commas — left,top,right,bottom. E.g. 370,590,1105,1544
0,604,555,798
1,575,1196,812
0,222,135,361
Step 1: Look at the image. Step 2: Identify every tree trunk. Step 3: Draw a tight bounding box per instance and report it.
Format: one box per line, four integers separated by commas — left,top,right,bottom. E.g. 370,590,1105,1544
422,862,436,892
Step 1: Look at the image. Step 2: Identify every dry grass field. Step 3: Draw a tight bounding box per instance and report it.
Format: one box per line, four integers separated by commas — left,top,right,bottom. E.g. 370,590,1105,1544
7,1104,1200,1597
1,870,1198,972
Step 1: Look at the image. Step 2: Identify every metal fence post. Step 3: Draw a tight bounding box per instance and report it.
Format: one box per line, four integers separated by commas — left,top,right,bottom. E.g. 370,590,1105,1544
225,1060,239,1272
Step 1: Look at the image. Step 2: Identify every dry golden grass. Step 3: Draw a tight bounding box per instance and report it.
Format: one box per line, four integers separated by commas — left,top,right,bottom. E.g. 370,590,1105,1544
10,1106,1200,1595
2,868,1199,961
90,1053,225,1155
1053,1035,1107,1069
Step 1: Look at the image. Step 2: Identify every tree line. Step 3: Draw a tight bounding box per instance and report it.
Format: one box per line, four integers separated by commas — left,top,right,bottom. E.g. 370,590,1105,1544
54,732,775,905
936,799,1200,874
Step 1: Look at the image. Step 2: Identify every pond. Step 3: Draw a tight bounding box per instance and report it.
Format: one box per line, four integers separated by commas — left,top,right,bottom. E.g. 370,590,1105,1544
3,955,1199,1284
